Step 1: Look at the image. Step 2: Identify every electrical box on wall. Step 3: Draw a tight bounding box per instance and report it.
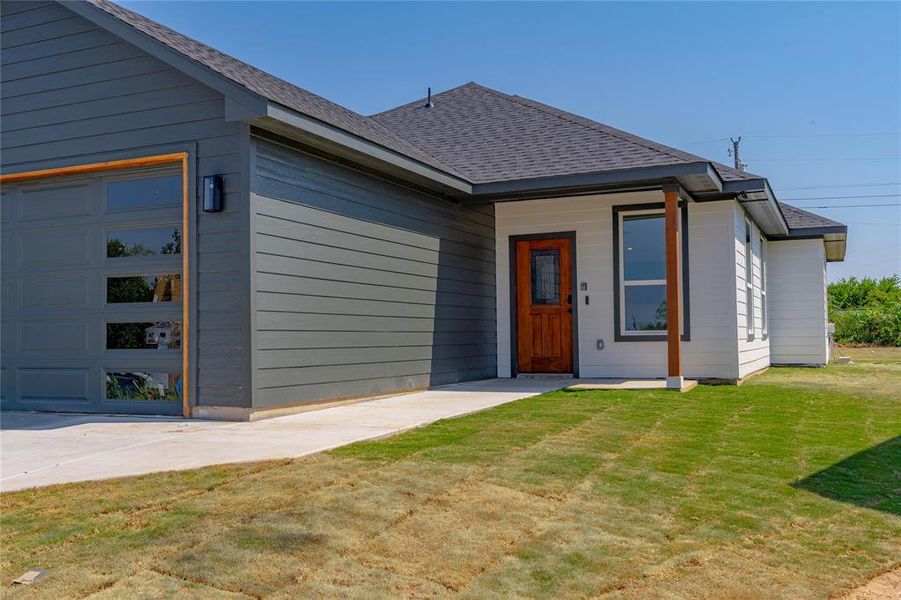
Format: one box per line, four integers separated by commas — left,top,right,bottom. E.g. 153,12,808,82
202,175,223,213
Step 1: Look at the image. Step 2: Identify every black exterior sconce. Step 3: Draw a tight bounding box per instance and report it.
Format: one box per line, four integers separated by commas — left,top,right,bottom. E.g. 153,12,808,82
202,175,223,212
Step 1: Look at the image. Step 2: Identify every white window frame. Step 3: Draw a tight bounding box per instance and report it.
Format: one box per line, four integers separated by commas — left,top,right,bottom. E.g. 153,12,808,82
760,234,768,339
617,208,683,337
744,218,755,341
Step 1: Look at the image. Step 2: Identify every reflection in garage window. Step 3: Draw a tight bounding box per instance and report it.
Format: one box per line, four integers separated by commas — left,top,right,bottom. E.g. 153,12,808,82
107,321,181,350
107,274,182,303
107,227,181,258
106,371,181,402
107,174,181,210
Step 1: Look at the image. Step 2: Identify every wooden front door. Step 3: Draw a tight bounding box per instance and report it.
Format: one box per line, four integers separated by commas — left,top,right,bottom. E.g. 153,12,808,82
515,237,574,374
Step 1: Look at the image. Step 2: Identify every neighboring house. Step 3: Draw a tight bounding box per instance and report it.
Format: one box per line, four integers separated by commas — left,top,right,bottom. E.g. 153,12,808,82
0,0,847,419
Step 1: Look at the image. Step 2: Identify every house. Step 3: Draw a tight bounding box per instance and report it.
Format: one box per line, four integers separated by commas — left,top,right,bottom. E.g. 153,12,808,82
0,0,847,420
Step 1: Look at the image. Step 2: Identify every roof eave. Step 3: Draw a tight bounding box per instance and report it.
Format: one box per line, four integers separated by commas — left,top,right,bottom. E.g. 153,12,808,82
470,162,723,201
257,103,473,195
769,225,848,262
723,178,790,236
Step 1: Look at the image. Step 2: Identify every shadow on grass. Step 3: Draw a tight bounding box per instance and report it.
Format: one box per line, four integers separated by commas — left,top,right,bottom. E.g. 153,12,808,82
793,435,900,515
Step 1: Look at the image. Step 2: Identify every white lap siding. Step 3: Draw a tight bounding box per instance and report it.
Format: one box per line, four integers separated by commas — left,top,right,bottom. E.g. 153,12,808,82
495,192,739,380
767,239,829,365
734,204,771,378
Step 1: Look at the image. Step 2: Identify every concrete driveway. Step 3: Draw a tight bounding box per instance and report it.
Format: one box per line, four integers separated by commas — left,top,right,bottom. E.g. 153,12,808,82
1,378,571,492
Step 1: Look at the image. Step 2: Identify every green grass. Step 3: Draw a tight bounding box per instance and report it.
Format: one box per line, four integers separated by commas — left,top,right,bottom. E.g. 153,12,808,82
2,349,899,598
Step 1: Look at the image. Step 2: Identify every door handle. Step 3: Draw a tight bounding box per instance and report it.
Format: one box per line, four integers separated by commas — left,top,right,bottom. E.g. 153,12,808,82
567,308,573,314
567,294,572,305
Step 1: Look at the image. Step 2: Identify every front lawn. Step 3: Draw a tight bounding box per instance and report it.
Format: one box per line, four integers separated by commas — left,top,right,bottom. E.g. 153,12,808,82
2,349,899,598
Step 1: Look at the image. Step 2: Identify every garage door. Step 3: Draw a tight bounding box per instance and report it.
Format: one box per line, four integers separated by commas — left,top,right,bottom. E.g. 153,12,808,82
1,166,185,415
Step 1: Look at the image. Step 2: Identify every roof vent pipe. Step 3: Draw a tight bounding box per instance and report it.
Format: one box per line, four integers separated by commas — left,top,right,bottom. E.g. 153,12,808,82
425,87,433,108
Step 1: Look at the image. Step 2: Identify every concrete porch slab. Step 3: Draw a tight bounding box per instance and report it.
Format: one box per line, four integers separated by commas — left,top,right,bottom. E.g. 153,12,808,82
0,377,574,492
566,378,698,392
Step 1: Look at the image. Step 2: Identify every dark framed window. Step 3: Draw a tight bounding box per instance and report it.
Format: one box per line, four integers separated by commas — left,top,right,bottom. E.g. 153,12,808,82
613,203,690,342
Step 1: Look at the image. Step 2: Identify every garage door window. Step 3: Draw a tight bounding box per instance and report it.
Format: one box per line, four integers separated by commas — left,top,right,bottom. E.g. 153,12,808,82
106,371,181,402
106,173,181,211
107,227,181,258
107,274,182,304
107,321,181,350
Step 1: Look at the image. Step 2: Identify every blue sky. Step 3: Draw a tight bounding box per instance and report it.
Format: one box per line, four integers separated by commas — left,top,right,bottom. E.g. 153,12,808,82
123,1,901,281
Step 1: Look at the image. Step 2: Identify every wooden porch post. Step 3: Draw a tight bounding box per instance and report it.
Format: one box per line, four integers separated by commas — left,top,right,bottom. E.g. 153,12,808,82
663,185,683,389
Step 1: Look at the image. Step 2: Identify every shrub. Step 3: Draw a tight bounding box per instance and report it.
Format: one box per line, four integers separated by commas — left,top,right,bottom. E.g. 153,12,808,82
830,304,901,346
828,275,901,346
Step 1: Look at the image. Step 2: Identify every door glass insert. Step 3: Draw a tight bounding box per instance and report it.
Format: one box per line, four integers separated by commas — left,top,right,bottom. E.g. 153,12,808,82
107,227,181,258
531,249,560,305
107,321,181,350
107,174,181,210
106,371,181,402
107,274,182,303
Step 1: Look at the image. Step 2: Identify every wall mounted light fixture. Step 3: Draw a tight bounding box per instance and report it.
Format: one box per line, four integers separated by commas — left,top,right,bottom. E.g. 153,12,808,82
202,175,223,213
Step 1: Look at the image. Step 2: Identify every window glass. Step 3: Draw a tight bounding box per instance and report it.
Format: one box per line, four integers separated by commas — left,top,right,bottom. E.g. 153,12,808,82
107,274,181,304
745,220,755,339
107,321,181,350
530,249,560,305
624,285,667,331
107,174,181,210
760,236,768,334
107,227,181,258
622,214,665,281
106,371,181,402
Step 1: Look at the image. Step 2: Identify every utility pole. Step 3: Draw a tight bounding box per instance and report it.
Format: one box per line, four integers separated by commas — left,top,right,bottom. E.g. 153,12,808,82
728,136,747,171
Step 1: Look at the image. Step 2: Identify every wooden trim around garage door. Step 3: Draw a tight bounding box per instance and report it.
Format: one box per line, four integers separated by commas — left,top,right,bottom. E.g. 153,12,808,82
1,153,193,418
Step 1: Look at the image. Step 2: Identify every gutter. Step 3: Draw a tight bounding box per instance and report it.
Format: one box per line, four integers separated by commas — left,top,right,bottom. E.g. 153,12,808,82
470,162,723,200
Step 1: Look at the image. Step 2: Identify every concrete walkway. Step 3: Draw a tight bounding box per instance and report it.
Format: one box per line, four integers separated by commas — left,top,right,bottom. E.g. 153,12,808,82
0,378,572,492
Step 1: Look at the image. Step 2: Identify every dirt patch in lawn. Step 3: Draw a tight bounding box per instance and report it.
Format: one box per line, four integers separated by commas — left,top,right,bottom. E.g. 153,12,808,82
839,566,901,600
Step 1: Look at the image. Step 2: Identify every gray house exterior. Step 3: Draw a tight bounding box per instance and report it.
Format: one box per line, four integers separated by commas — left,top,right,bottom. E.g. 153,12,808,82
1,0,846,419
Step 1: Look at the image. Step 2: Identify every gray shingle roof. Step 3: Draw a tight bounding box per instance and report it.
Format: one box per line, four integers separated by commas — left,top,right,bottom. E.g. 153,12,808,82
82,0,466,177
79,0,842,240
780,204,847,231
372,82,761,184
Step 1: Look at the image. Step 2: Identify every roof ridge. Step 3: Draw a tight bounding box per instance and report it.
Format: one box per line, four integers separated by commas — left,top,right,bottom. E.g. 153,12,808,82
369,82,481,118
473,85,699,166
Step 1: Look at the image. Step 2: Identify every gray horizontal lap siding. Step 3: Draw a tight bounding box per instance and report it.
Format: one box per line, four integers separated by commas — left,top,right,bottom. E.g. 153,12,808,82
1,1,251,408
251,137,497,408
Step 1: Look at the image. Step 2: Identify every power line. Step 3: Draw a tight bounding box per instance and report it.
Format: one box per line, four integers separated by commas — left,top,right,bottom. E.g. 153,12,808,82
781,193,901,201
788,203,901,209
684,133,900,146
746,157,900,162
748,133,900,139
775,182,901,190
842,222,901,226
